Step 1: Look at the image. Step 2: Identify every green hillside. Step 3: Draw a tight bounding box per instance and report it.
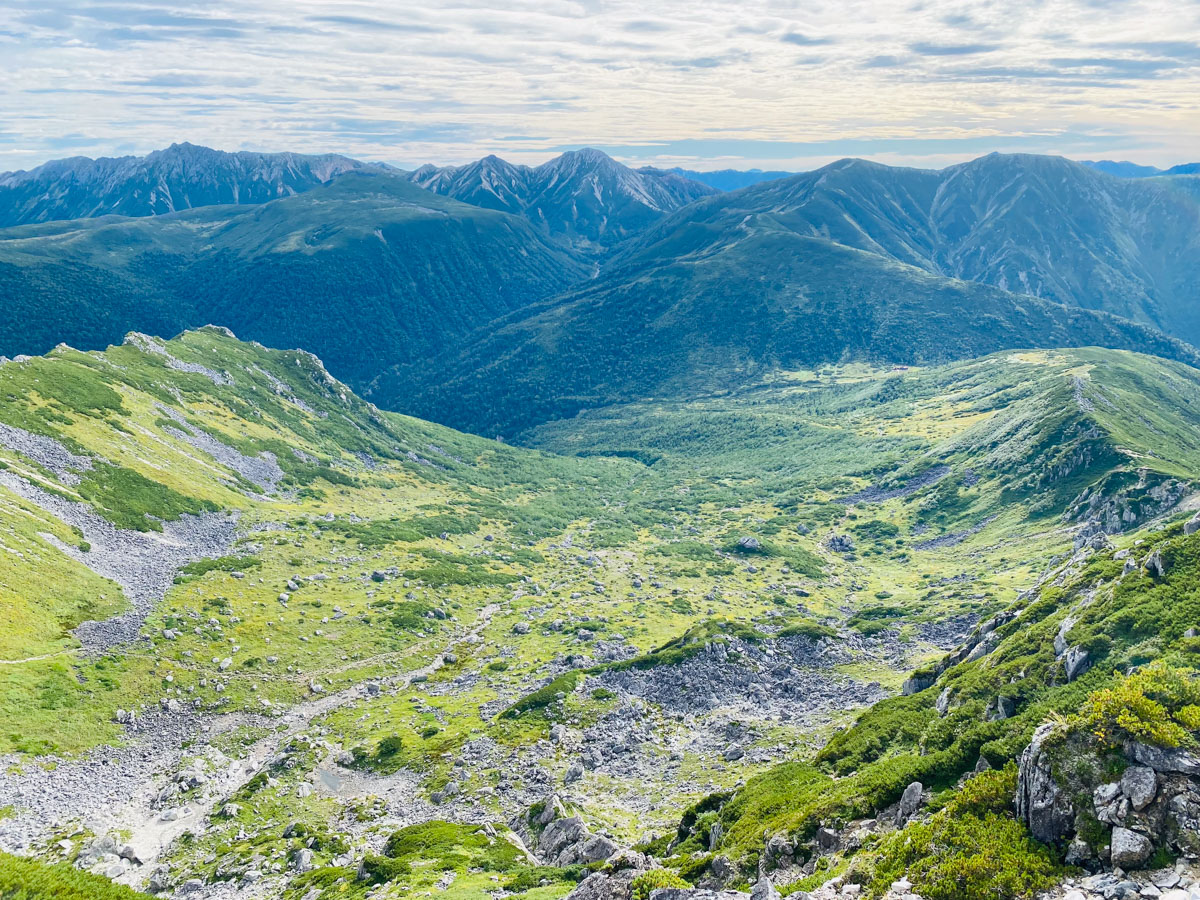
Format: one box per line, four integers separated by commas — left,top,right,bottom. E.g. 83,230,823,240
398,227,1200,436
0,172,586,390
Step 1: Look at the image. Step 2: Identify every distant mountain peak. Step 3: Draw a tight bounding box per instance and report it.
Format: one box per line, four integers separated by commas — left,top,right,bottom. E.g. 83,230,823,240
0,143,373,226
404,148,715,252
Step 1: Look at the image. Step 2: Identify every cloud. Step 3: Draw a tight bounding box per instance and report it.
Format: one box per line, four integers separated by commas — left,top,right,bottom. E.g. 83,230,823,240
0,0,1196,171
781,31,832,46
908,41,999,56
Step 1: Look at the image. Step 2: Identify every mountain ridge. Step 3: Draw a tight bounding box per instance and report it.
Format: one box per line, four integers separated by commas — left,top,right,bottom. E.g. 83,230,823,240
0,142,380,226
404,147,716,252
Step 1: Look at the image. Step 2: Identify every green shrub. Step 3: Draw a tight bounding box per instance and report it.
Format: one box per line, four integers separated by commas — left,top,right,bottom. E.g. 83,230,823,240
1077,663,1200,749
632,869,690,900
863,767,1060,900
0,852,146,899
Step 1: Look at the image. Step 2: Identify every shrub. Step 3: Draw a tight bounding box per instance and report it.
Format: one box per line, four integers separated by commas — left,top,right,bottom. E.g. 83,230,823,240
864,767,1060,900
0,852,146,899
1077,663,1200,749
632,869,690,900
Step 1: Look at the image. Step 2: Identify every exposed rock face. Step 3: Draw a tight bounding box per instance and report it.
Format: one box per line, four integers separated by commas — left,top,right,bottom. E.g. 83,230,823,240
1120,766,1158,811
1016,724,1075,844
1128,741,1200,776
539,816,619,865
1018,724,1200,872
515,796,622,869
1063,646,1092,682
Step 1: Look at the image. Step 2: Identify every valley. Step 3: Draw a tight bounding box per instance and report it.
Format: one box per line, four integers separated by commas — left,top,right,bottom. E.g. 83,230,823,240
0,328,1197,900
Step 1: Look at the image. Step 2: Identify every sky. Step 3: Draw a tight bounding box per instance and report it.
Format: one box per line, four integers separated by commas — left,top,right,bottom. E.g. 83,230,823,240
1,0,1198,173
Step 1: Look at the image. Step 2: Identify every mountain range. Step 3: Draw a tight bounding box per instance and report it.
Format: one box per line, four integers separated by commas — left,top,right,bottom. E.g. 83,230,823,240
0,172,585,388
0,142,375,226
2,145,1200,441
5,137,1200,900
402,148,715,252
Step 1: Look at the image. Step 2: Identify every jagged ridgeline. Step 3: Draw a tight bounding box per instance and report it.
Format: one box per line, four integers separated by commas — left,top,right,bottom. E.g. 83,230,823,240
1,331,1199,900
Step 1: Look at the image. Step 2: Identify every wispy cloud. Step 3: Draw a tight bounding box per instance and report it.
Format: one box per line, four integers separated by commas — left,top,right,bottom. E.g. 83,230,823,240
0,0,1197,172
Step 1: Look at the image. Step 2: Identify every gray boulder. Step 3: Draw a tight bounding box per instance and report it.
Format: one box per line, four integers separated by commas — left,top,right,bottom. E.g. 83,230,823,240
1063,646,1091,682
1110,826,1153,868
1120,766,1158,811
895,781,923,825
1128,741,1200,776
751,876,781,900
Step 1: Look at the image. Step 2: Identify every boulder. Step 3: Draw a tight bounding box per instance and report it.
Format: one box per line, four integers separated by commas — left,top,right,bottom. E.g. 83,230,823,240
1128,741,1200,776
1016,724,1075,844
1120,766,1158,811
1144,549,1166,577
1185,513,1200,536
1110,826,1153,868
1093,782,1128,825
1063,646,1091,682
895,781,923,825
751,876,781,900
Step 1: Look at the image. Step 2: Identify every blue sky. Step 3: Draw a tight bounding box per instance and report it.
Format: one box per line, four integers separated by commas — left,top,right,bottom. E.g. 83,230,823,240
1,0,1198,173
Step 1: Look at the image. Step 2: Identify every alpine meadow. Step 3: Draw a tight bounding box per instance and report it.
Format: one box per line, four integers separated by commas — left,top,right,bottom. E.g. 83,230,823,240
1,4,1200,900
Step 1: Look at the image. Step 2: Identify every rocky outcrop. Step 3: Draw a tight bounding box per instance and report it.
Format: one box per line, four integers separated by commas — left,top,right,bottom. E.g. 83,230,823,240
516,795,621,867
1016,724,1076,844
1018,723,1200,870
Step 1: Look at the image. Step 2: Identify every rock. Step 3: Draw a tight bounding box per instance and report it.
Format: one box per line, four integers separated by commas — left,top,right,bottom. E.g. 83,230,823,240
815,826,840,851
371,570,386,582
296,782,313,798
565,871,638,900
292,847,314,873
1185,513,1200,536
1094,782,1129,825
738,536,762,552
826,534,855,554
764,833,792,865
709,821,724,851
550,724,567,744
218,657,232,671
710,855,735,884
513,622,531,635
751,876,781,900
895,781,923,825
1017,723,1075,844
1063,646,1091,681
1121,766,1158,811
565,760,584,783
1111,826,1153,868
723,746,745,762
538,816,618,865
1145,549,1167,577
1128,741,1200,776
935,687,951,717
901,672,936,696
538,794,569,825
147,865,171,893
